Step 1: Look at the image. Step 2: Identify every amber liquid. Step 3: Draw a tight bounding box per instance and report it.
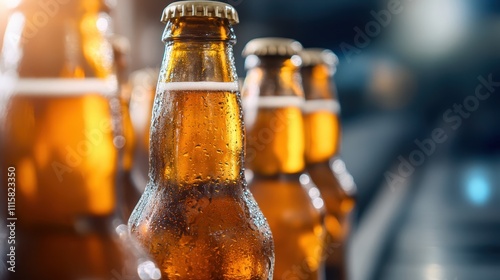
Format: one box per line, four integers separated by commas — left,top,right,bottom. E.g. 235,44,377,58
11,228,134,280
250,175,325,280
129,88,274,280
303,112,340,164
247,107,305,175
304,110,356,280
1,88,143,279
307,163,351,280
4,92,117,226
246,105,325,280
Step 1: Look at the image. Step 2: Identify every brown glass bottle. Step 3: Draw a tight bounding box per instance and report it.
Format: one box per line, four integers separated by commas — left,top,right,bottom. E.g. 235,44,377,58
111,34,142,219
128,67,159,191
301,49,357,280
242,38,325,280
0,1,156,279
127,2,274,279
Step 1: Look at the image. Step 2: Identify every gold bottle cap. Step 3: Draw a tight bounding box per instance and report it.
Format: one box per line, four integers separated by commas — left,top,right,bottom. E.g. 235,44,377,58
161,1,239,25
242,37,303,57
299,48,339,67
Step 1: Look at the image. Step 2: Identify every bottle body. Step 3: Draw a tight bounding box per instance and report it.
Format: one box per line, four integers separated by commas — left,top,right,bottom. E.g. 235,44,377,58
129,68,158,192
0,1,146,279
301,52,357,280
4,90,117,225
245,105,325,280
242,47,325,280
303,104,356,218
111,35,142,219
305,161,352,280
128,13,274,280
1,0,119,228
250,174,325,280
130,84,274,279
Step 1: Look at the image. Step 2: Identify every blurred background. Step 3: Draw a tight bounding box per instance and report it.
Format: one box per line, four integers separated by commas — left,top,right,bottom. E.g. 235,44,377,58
1,0,500,279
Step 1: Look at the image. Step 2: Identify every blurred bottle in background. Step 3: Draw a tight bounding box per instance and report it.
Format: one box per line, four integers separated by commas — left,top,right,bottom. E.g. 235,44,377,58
242,38,326,280
128,67,158,191
300,48,357,280
128,1,275,279
111,34,141,219
0,0,158,279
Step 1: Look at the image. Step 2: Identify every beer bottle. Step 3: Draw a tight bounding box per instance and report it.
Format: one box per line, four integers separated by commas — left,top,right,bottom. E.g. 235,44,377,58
111,34,141,219
300,48,357,280
127,1,275,279
129,67,159,190
242,38,325,280
0,0,158,279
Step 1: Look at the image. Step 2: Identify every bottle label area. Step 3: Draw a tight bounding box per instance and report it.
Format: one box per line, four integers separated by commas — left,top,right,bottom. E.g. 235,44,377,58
249,95,305,108
13,78,118,96
158,81,239,92
303,99,340,114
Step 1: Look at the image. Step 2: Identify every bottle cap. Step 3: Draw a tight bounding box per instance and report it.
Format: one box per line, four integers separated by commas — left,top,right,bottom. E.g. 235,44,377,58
299,48,339,67
161,1,239,25
242,37,303,57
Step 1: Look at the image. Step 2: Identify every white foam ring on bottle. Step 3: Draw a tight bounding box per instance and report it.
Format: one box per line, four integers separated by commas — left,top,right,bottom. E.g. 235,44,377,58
13,78,118,96
302,99,340,114
257,96,305,108
158,81,239,92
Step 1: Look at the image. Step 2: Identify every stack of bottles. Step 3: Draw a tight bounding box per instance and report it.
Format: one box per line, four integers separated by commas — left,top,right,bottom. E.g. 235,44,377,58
1,1,357,279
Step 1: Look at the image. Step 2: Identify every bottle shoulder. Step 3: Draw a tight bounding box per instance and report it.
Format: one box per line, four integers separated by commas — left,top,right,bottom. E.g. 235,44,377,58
127,181,274,279
128,181,269,233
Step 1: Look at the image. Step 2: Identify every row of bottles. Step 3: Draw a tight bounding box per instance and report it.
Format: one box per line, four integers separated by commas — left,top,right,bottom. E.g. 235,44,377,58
241,38,356,279
0,0,356,279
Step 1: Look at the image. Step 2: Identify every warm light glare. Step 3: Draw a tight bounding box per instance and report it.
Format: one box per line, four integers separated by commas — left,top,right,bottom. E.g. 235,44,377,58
0,0,21,9
2,12,25,68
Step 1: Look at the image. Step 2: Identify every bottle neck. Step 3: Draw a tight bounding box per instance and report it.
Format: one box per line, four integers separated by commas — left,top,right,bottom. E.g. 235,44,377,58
150,17,242,188
302,64,342,163
301,64,338,100
244,56,305,176
160,17,238,83
4,0,114,78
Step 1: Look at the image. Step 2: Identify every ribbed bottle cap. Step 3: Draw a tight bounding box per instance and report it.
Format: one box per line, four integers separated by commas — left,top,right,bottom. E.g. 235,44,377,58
300,48,339,67
161,1,239,25
242,37,303,57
